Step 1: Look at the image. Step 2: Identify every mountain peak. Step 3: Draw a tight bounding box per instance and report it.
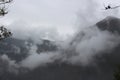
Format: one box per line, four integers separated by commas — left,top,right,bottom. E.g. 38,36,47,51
105,16,119,20
96,16,120,33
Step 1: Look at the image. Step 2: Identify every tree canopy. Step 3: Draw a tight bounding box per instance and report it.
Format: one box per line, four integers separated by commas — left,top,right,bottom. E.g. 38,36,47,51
0,0,13,40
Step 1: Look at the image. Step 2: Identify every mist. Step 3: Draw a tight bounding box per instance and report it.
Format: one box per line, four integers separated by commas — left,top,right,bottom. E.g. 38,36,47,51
0,0,120,80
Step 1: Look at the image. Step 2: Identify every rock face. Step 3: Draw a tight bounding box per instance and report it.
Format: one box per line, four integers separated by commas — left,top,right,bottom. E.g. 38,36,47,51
0,16,120,80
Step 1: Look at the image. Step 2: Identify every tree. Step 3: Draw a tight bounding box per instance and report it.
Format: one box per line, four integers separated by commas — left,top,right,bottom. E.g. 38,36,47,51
0,0,13,40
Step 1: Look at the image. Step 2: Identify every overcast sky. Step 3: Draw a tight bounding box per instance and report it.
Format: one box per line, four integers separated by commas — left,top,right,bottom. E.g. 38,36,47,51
1,0,120,39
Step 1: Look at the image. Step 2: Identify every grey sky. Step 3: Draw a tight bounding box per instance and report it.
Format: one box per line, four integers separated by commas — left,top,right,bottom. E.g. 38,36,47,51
1,0,120,38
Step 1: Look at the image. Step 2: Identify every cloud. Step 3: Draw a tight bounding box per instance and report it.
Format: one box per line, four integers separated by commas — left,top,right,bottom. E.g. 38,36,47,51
20,44,59,70
0,54,19,74
66,26,120,65
8,20,62,43
1,0,120,72
19,25,120,70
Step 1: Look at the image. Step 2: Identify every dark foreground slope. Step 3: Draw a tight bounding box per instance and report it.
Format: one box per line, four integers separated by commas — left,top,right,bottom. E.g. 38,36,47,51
0,16,120,80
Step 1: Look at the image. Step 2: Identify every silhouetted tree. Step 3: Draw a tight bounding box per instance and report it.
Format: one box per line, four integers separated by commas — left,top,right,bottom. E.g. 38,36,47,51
0,0,13,40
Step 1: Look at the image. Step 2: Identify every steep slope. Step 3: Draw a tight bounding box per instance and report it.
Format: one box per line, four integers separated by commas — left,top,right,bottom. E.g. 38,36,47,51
96,16,120,33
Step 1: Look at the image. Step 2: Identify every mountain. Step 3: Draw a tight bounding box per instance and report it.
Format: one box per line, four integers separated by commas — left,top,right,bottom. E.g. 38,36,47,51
96,16,120,33
36,39,58,53
0,38,29,62
0,16,120,80
0,38,58,62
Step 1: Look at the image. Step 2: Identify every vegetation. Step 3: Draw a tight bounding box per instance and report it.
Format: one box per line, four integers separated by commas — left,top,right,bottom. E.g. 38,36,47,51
0,0,13,40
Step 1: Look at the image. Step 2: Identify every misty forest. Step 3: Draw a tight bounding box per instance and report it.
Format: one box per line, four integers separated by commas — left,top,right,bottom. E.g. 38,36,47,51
1,0,120,80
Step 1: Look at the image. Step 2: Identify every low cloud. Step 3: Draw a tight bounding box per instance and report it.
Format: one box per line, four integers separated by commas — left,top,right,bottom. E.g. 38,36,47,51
20,45,59,69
